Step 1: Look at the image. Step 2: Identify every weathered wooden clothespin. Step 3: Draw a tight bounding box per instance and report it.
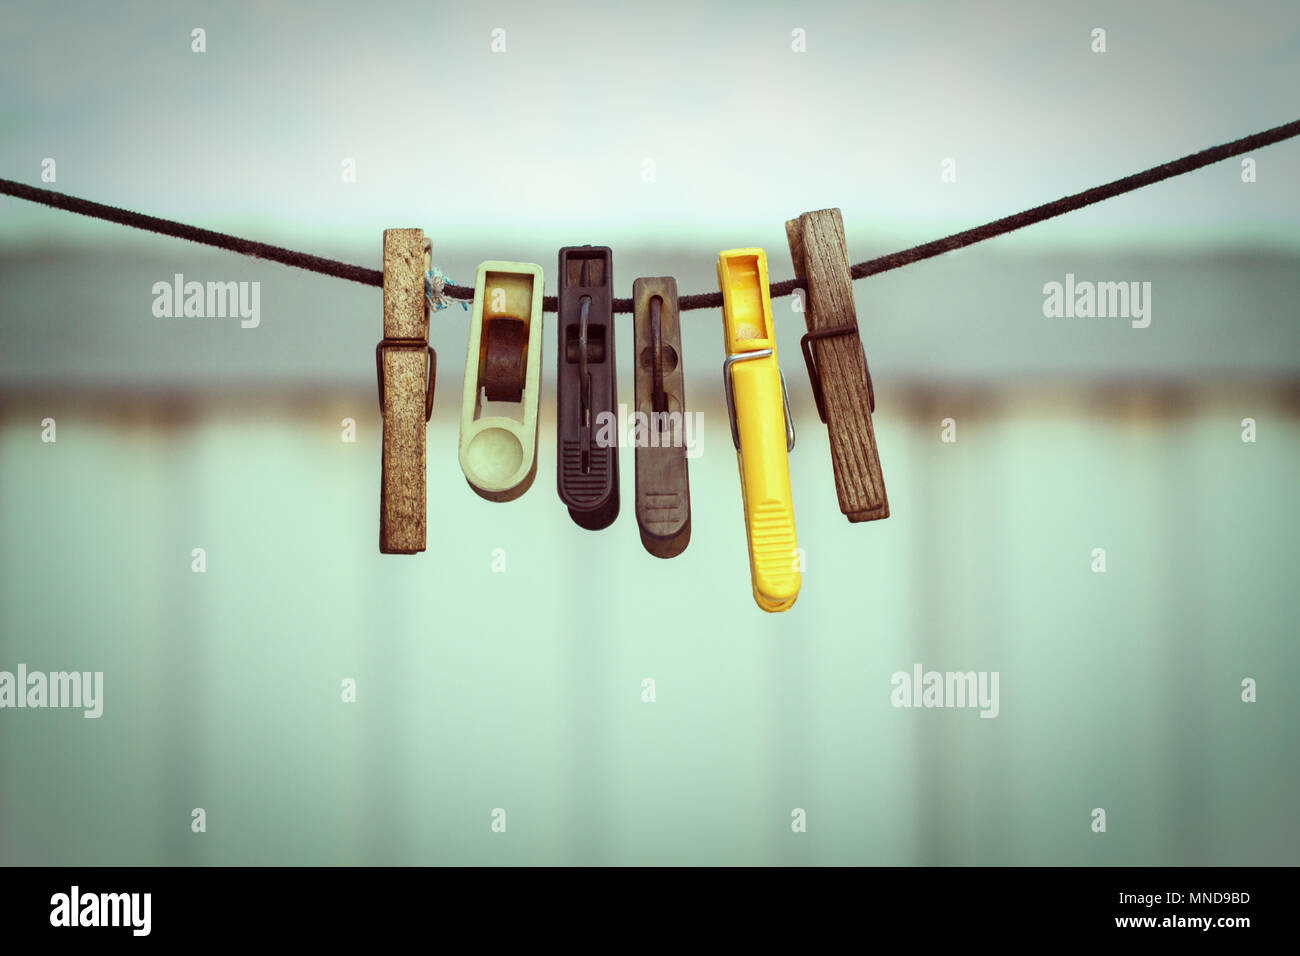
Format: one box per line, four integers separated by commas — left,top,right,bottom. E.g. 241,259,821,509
785,209,888,523
377,228,435,553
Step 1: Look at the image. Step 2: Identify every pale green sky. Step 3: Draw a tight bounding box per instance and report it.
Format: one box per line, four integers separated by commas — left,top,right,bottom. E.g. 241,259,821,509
2,0,1299,258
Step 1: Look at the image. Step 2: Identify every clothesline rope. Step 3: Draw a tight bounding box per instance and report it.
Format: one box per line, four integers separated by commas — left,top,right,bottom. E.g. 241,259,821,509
2,117,1298,313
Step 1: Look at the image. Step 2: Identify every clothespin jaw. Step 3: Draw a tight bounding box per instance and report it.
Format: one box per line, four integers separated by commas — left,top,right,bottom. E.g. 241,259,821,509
717,248,800,612
785,208,888,523
459,261,544,502
378,228,435,554
632,277,691,558
557,246,619,530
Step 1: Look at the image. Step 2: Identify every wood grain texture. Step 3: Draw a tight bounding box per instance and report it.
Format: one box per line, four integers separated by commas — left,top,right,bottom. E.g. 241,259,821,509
785,209,889,522
379,228,431,553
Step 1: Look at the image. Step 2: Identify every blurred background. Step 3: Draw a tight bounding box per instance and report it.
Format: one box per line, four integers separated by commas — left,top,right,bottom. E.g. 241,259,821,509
1,0,1297,865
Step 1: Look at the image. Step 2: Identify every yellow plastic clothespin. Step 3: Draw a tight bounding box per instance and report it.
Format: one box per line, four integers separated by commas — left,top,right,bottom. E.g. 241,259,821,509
717,248,799,612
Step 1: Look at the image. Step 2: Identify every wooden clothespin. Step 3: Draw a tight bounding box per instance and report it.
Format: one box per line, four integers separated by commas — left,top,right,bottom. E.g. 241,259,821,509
377,228,435,554
785,208,888,523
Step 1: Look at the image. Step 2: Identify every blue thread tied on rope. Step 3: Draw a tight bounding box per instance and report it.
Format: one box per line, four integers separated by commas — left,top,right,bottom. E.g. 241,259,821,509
425,267,468,312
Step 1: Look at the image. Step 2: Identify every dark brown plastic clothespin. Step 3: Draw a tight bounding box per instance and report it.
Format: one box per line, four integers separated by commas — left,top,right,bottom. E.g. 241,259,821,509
557,246,619,530
632,277,690,558
377,228,435,553
785,209,888,522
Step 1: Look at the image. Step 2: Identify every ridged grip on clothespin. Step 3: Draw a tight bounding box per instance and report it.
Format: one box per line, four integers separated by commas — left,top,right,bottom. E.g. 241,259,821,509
378,228,434,553
557,246,619,530
785,209,888,523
